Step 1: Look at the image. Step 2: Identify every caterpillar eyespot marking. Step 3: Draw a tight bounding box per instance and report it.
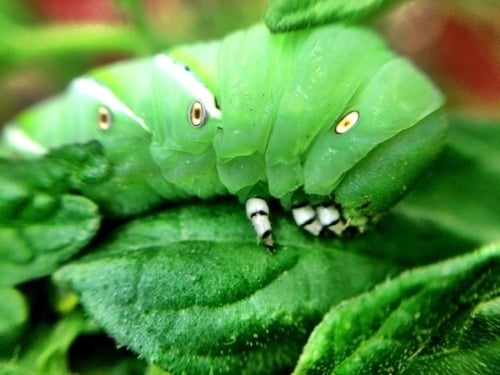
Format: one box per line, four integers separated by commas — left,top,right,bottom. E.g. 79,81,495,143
188,100,207,127
98,106,112,131
335,110,359,134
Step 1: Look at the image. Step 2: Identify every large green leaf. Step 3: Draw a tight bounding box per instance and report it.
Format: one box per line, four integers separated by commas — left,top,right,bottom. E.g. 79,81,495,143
265,0,404,32
293,242,500,374
54,201,402,374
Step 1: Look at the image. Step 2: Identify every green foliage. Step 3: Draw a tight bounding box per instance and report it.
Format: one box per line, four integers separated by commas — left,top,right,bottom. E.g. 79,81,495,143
0,194,98,286
265,0,405,32
0,143,104,286
52,202,398,374
294,243,500,374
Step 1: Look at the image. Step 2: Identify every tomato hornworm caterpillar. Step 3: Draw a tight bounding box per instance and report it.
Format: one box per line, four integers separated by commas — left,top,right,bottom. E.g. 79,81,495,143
1,23,447,248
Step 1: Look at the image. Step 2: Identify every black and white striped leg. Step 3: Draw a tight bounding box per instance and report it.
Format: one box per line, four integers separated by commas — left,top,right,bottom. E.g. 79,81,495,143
245,198,273,248
292,204,323,236
316,205,347,236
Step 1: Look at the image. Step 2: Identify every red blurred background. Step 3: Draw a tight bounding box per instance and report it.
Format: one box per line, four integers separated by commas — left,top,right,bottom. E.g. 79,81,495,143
380,0,500,117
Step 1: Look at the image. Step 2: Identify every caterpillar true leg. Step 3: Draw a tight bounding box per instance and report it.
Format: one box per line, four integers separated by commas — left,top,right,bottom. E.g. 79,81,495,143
316,204,340,227
245,197,273,248
316,204,347,236
292,204,323,236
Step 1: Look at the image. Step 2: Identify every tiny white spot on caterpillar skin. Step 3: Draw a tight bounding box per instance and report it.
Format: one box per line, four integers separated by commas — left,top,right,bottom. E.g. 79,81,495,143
335,110,359,134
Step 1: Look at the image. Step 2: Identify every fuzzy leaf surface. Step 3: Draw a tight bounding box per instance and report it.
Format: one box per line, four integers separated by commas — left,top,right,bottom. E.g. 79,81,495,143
294,243,500,374
54,200,403,374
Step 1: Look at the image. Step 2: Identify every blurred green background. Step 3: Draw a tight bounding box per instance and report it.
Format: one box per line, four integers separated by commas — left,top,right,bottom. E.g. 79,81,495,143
0,0,499,125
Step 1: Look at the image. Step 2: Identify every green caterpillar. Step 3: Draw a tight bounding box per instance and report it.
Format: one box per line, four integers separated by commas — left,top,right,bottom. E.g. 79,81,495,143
0,23,447,247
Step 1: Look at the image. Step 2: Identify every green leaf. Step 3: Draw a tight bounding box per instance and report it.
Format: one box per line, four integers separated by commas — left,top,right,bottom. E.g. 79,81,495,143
91,196,477,267
0,287,27,349
0,195,100,286
293,242,500,374
54,201,400,374
395,116,500,244
265,0,405,32
0,143,104,286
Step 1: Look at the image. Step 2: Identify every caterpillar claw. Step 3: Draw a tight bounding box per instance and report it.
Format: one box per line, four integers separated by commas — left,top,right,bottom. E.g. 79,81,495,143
327,221,348,236
263,232,274,250
245,198,273,248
